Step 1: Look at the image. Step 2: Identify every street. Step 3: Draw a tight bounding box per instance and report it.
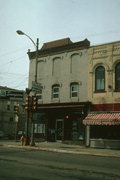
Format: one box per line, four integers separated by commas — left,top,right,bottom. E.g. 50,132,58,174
0,146,120,180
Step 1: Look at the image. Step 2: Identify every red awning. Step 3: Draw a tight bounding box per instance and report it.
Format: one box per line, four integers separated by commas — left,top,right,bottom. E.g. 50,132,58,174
83,112,120,125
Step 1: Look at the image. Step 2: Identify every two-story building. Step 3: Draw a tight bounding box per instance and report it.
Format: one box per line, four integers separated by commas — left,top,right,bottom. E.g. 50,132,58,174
28,38,90,143
83,41,120,149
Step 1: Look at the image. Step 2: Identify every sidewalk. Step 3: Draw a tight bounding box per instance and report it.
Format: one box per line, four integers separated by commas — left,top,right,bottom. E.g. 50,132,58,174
0,140,120,158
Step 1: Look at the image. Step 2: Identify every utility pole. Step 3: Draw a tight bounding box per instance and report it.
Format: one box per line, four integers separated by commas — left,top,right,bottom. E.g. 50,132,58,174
16,30,39,146
30,38,39,146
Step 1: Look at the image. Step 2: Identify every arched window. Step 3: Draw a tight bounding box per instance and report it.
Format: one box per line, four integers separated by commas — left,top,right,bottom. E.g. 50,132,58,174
53,57,61,77
115,62,120,90
71,54,79,74
52,85,60,99
95,66,105,91
70,83,79,97
38,61,45,79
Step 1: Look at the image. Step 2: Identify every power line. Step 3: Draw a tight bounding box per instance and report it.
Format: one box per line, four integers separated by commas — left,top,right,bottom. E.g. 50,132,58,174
0,72,28,77
0,55,27,69
0,45,33,57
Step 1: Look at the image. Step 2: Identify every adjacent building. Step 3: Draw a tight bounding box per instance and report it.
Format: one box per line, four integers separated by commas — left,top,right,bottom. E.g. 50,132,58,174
0,86,26,139
83,41,120,149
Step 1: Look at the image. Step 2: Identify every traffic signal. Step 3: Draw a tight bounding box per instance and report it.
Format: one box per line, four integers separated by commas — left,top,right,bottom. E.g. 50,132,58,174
14,105,19,115
32,96,38,111
24,97,29,110
24,96,32,110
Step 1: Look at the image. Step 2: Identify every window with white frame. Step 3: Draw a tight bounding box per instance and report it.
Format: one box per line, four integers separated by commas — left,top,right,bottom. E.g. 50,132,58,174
52,85,60,99
70,83,79,97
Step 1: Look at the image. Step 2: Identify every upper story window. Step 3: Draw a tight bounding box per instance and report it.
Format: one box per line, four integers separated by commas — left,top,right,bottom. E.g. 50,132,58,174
115,62,120,91
71,54,80,74
38,61,45,79
52,85,60,99
95,66,105,91
70,83,79,97
53,57,61,77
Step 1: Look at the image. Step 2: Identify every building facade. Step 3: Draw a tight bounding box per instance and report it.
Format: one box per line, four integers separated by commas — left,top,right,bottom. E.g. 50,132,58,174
83,41,120,149
0,86,26,139
28,38,90,142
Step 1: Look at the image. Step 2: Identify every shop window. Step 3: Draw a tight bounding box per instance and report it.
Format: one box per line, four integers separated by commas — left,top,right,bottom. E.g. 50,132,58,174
115,62,120,91
70,83,79,97
34,124,45,134
52,85,60,99
95,66,105,92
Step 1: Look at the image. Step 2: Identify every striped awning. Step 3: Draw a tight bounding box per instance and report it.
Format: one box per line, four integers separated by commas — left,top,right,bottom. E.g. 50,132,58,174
83,112,120,125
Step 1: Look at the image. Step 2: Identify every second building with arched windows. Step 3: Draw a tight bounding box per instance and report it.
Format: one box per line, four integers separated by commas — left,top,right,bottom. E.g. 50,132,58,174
83,41,120,148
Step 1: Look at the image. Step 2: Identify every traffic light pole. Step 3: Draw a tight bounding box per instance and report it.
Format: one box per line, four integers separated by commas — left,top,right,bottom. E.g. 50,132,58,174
24,94,31,145
16,30,39,147
30,38,39,146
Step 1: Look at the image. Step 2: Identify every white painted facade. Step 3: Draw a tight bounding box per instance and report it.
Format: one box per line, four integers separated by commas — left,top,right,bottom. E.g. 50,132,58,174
28,46,89,104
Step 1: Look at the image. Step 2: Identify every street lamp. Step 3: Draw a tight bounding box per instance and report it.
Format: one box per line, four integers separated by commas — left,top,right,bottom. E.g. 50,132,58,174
16,30,39,146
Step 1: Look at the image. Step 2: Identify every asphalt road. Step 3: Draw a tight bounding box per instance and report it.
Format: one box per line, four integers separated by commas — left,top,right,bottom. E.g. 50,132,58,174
0,146,120,180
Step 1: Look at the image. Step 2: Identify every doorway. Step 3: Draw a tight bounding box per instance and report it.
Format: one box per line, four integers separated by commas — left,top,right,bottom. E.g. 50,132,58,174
55,119,63,141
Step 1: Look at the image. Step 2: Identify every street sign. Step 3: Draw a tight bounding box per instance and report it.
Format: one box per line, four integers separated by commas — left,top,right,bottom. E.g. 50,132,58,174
32,81,42,92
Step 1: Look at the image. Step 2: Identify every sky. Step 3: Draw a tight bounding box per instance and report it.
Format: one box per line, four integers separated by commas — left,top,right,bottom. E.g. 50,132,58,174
0,0,120,90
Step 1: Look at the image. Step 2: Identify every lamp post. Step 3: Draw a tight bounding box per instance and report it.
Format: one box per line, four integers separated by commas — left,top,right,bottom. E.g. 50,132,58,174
16,30,39,146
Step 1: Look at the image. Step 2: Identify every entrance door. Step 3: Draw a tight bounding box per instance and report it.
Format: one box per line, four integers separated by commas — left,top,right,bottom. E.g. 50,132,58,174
56,119,63,141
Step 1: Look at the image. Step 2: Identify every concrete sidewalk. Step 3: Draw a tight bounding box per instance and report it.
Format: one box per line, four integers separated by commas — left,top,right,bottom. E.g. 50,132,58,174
0,140,120,158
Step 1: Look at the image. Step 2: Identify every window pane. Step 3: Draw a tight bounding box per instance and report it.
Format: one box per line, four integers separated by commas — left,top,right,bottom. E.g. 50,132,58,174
71,83,78,97
95,66,105,90
72,92,78,97
115,63,120,89
72,85,78,91
53,87,59,93
52,85,59,98
53,94,59,98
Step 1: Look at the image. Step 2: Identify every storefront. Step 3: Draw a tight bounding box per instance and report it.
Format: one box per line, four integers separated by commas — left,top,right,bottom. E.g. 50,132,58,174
83,112,120,149
35,102,90,143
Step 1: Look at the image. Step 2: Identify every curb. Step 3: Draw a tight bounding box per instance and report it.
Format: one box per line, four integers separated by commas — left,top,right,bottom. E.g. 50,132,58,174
1,144,120,158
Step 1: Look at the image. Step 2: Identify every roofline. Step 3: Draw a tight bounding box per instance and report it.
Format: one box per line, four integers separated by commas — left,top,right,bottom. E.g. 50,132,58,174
91,40,120,48
0,86,25,92
28,38,90,59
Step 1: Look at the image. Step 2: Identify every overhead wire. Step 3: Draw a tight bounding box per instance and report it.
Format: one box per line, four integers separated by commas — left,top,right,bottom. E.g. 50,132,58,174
0,45,33,57
1,29,120,89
